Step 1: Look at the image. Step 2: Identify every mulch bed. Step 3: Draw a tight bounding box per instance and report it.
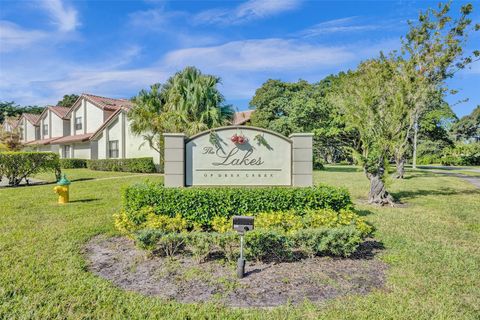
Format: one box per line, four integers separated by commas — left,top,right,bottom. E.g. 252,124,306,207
84,235,388,307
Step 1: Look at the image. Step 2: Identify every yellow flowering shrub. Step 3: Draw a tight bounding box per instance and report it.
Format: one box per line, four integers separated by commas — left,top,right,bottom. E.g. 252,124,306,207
211,216,230,233
114,210,138,235
255,211,303,234
303,209,373,237
144,213,188,232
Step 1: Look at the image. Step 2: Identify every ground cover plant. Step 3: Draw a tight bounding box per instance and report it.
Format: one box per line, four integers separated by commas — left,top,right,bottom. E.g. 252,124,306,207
0,167,479,318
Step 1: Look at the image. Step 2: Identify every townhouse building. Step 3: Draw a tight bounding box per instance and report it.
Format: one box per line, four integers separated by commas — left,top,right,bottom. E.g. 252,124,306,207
12,93,253,167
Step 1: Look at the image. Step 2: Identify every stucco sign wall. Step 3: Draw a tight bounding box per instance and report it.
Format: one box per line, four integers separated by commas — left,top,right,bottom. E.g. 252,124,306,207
186,127,291,186
163,126,313,187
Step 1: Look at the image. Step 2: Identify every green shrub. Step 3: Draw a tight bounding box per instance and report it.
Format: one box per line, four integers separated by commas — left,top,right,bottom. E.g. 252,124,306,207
122,183,352,228
417,155,441,165
186,232,216,263
87,157,156,173
134,229,164,250
0,151,60,186
211,216,230,233
134,225,364,261
245,229,292,262
59,158,87,169
134,230,186,257
213,232,239,261
303,209,373,237
293,227,362,257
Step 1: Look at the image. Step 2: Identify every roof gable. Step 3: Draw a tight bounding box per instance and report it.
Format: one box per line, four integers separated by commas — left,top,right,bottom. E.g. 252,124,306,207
20,113,41,125
66,93,133,118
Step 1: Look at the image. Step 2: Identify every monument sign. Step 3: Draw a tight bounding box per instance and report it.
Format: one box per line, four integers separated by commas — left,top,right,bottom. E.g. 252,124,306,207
164,126,313,187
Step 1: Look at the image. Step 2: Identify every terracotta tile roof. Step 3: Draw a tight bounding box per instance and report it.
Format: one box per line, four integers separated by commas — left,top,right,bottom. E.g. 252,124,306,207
83,93,134,111
52,133,93,144
233,110,254,125
24,137,61,145
23,113,41,125
49,106,71,119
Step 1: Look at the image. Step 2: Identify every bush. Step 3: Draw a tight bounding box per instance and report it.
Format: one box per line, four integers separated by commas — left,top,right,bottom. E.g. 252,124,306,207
59,158,87,169
133,225,364,261
254,208,373,237
122,183,352,228
293,227,362,257
186,232,216,263
134,229,185,257
255,211,303,234
87,157,156,173
245,229,292,262
417,155,441,165
0,151,60,186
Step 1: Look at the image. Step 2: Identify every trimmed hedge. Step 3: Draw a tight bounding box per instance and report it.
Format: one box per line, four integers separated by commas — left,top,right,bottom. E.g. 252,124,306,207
87,157,156,173
0,151,60,186
122,183,352,227
60,158,87,169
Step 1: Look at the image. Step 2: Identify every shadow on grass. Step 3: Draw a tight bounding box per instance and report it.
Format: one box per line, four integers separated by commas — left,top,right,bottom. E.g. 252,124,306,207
350,240,385,260
354,208,375,217
69,198,100,203
323,166,361,173
392,187,480,202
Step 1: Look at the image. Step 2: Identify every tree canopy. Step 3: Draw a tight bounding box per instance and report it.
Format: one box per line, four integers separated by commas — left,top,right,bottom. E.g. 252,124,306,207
451,106,480,141
128,66,234,168
0,101,43,124
56,94,79,108
249,77,357,164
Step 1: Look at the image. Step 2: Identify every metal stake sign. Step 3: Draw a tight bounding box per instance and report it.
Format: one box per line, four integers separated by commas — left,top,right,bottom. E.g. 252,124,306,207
232,216,254,279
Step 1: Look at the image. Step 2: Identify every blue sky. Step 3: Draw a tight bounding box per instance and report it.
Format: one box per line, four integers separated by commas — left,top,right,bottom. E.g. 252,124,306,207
0,0,479,117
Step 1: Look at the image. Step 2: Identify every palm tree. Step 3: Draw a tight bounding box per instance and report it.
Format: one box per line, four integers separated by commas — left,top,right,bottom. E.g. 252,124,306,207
128,67,234,169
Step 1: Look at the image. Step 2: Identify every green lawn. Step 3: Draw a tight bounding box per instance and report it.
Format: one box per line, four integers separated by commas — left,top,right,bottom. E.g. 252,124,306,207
1,167,479,319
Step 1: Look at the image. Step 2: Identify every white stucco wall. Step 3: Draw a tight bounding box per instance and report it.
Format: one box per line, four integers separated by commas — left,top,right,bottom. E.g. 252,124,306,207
72,143,91,159
97,133,106,159
36,145,52,152
51,112,64,138
126,117,160,165
92,112,159,165
86,101,104,133
22,118,37,142
40,112,49,140
72,102,85,135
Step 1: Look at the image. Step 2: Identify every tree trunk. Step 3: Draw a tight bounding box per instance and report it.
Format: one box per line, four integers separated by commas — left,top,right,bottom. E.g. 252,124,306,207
412,119,418,169
395,156,405,179
366,165,395,206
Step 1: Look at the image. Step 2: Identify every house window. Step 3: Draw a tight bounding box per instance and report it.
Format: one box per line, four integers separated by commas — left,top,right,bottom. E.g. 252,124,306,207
108,140,119,158
43,124,48,136
63,145,71,158
75,117,82,130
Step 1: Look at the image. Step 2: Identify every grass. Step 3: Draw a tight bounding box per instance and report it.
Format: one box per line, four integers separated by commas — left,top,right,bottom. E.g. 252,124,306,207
1,167,479,319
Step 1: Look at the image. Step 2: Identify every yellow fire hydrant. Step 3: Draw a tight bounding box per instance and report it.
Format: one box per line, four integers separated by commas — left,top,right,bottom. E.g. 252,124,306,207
54,174,71,204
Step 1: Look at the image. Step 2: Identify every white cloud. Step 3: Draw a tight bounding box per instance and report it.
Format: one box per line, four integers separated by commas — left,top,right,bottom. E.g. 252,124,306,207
163,38,354,72
194,0,301,25
40,0,79,32
298,16,380,38
128,8,186,31
0,21,48,52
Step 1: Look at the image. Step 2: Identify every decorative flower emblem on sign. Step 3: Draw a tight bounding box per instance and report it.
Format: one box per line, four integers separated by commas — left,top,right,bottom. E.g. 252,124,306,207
231,133,248,145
